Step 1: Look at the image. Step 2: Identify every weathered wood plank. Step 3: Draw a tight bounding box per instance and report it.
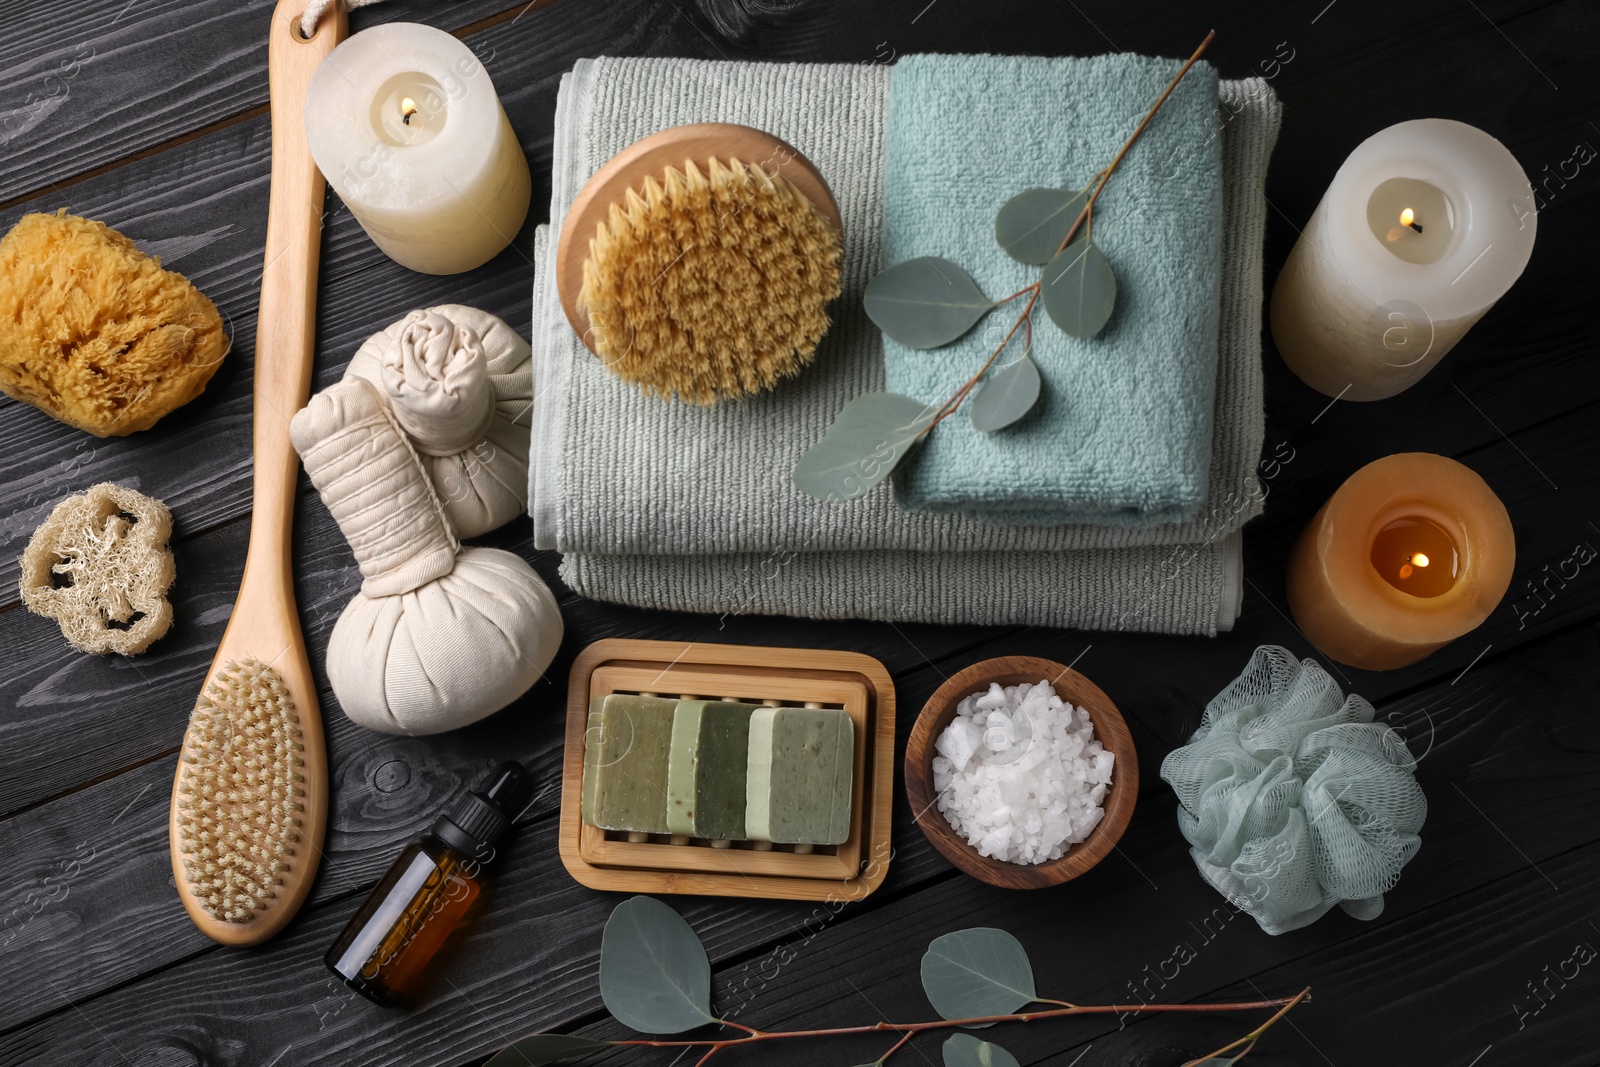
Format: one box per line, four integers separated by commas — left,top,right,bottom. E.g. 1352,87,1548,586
1117,843,1600,1067
0,0,545,205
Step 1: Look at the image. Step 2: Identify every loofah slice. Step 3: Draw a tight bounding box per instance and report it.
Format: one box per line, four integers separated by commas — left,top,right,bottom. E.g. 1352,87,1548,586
174,659,305,924
577,156,843,404
0,210,229,436
19,482,176,655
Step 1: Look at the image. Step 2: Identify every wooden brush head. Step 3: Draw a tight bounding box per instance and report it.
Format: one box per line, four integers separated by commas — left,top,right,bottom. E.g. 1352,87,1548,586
556,123,843,404
169,657,319,946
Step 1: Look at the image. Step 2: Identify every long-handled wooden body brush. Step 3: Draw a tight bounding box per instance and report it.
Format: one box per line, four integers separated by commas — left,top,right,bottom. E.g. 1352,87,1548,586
167,0,346,947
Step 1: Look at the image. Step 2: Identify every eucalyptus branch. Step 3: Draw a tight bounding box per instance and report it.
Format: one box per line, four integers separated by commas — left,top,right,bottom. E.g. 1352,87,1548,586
486,903,1314,1067
1183,987,1312,1066
799,29,1222,500
1055,28,1215,258
922,27,1215,427
927,286,1040,431
608,992,1306,1064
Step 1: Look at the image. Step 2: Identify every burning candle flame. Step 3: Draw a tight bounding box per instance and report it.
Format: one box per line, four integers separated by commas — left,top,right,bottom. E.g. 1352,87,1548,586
1397,551,1430,581
1399,207,1423,233
401,97,418,126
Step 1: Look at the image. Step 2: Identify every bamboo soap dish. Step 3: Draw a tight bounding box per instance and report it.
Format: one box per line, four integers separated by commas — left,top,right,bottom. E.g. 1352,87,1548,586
559,639,895,901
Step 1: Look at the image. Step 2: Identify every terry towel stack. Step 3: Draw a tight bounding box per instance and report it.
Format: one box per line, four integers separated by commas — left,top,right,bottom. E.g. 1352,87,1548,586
885,54,1222,526
529,57,1282,635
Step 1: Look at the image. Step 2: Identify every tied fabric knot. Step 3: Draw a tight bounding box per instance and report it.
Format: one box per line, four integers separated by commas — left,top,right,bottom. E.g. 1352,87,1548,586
345,303,533,539
298,0,386,38
383,310,497,456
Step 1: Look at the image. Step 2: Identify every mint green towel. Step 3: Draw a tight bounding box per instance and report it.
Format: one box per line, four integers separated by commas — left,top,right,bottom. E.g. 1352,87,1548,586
884,54,1223,526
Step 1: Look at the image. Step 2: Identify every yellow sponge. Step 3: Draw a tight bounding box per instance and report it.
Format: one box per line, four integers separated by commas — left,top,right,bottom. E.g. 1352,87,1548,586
578,157,842,405
0,210,228,436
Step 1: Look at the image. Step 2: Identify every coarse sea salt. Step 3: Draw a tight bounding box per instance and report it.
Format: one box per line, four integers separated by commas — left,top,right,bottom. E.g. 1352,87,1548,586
932,679,1113,865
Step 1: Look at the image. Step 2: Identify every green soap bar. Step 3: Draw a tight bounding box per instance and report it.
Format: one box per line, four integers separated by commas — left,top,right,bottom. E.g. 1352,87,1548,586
581,694,677,833
580,703,601,825
667,701,758,839
746,707,854,845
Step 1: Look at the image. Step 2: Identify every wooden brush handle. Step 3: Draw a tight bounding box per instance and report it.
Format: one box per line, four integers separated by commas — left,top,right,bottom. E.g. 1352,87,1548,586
171,0,345,950
250,0,346,587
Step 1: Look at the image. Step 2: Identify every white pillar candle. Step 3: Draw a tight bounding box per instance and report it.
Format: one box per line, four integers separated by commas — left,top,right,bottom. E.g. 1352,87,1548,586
304,23,530,275
1270,120,1536,401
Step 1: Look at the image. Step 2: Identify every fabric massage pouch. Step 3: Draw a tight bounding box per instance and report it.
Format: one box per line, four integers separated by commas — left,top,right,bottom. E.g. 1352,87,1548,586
343,304,531,538
291,310,561,735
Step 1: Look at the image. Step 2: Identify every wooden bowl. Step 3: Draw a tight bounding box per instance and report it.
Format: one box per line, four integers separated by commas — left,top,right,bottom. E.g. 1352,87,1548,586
904,656,1139,889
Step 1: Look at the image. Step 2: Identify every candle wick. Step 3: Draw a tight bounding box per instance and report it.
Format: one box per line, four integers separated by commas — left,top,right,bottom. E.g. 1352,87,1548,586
1408,220,1423,233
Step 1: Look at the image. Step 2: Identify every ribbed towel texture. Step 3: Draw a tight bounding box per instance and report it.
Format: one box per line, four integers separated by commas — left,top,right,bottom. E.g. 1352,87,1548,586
884,54,1222,525
529,57,1281,634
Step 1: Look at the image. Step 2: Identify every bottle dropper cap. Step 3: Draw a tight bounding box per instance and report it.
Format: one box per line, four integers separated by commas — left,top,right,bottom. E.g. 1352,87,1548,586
431,761,527,862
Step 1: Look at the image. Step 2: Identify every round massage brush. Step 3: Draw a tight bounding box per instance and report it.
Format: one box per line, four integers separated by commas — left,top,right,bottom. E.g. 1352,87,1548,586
556,123,844,404
167,0,344,946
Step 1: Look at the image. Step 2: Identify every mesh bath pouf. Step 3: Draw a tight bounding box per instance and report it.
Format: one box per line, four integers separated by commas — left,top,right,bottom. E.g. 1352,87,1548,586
1160,645,1427,934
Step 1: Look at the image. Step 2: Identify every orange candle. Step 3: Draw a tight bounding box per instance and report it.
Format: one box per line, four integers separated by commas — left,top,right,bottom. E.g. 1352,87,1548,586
1287,453,1514,670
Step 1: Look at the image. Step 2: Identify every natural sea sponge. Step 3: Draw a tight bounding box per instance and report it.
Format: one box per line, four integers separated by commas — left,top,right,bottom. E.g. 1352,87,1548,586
19,482,176,656
578,156,842,405
0,210,229,436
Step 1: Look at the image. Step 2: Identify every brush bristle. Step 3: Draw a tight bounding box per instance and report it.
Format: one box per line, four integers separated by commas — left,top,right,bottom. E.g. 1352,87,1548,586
578,156,843,405
175,658,304,923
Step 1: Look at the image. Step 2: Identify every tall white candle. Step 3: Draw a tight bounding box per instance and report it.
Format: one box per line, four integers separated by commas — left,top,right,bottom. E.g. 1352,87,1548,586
304,23,530,275
1270,120,1536,401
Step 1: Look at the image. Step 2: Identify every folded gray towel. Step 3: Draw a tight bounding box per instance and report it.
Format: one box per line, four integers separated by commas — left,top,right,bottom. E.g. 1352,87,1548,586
530,59,1281,634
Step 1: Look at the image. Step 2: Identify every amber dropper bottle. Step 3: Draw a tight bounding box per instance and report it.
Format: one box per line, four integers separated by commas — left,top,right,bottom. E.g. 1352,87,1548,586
325,761,526,1006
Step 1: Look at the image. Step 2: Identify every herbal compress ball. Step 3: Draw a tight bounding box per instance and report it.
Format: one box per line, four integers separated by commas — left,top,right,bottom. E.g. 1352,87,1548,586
0,210,228,436
578,157,843,405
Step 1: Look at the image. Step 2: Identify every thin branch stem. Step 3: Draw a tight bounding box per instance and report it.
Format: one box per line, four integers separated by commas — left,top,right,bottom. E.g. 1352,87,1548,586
994,285,1040,306
1183,987,1312,1066
876,1030,916,1064
926,285,1040,431
922,28,1216,432
1053,28,1215,258
612,993,1304,1052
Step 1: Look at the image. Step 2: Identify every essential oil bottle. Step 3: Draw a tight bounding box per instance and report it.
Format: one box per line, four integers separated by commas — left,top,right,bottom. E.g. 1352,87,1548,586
325,761,526,1005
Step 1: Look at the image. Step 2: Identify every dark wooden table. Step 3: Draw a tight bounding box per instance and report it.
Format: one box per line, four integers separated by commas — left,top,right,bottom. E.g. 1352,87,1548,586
2,1,1595,1064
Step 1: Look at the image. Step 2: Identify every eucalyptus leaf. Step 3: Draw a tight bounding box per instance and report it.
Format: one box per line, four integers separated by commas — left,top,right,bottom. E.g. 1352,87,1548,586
1040,238,1116,339
969,348,1040,433
793,393,940,502
599,896,716,1034
865,257,995,349
921,928,1037,1027
942,1034,1022,1067
994,187,1089,265
483,1035,613,1067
